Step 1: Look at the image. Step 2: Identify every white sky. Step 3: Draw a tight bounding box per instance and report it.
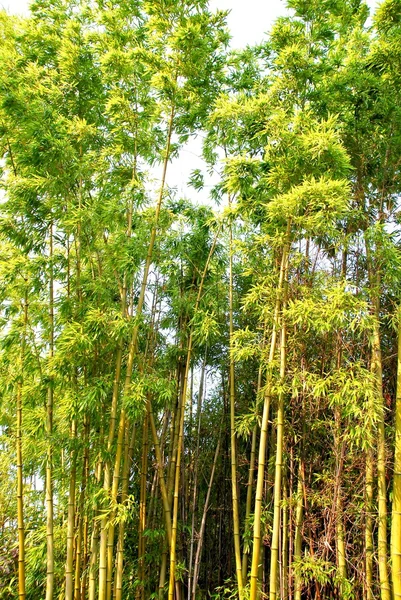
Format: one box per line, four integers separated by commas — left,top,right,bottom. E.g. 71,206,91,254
2,0,381,47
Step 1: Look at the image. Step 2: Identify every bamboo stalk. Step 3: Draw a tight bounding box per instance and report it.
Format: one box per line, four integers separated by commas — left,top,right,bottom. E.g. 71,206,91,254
188,356,206,600
99,104,175,600
293,464,304,600
242,366,263,584
365,447,374,600
192,437,221,597
88,435,104,600
391,307,401,600
46,220,54,600
137,410,149,600
17,291,28,600
65,417,77,600
250,225,291,600
282,476,289,600
167,225,222,599
114,425,136,600
228,216,244,599
269,244,289,600
75,416,90,600
149,407,172,543
365,240,390,600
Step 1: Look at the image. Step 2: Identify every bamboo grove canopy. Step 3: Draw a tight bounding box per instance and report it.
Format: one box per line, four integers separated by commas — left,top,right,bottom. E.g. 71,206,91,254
2,1,401,599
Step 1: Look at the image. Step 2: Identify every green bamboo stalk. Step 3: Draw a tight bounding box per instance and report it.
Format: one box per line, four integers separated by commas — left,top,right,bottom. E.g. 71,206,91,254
46,221,54,600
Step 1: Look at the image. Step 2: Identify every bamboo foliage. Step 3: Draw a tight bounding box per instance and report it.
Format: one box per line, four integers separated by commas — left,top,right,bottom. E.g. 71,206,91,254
2,1,401,600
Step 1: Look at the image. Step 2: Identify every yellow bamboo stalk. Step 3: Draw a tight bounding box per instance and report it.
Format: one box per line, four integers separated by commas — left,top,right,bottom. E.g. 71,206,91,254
17,291,28,600
242,424,258,584
365,447,374,600
293,464,303,600
75,416,90,600
65,418,77,600
188,356,206,600
269,247,289,600
114,425,136,600
282,476,289,600
391,308,401,600
99,105,175,600
250,226,291,600
228,217,244,598
365,242,390,600
149,407,172,543
167,225,222,599
137,411,149,600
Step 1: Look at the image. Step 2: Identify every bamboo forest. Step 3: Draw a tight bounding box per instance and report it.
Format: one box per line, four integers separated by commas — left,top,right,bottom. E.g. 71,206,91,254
3,0,401,598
